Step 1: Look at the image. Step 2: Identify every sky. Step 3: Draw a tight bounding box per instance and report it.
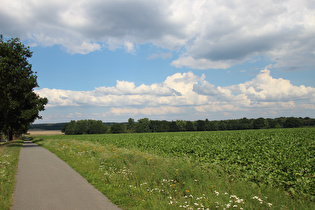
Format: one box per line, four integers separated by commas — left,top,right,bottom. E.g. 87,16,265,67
1,0,315,123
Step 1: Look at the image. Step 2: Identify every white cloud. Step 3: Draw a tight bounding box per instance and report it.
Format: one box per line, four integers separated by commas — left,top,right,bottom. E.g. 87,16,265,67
193,69,315,104
171,56,231,70
94,80,180,96
66,41,101,54
35,70,315,122
1,0,314,70
110,106,183,116
124,41,135,54
229,69,315,102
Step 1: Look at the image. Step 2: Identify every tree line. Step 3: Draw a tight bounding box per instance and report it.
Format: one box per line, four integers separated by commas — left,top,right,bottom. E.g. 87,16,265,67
61,117,315,135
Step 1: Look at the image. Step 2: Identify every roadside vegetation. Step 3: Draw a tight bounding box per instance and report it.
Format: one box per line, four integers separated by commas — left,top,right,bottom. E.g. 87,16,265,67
0,139,23,210
32,128,314,209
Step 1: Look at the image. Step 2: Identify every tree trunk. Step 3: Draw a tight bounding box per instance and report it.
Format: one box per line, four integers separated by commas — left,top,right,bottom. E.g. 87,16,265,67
8,129,13,141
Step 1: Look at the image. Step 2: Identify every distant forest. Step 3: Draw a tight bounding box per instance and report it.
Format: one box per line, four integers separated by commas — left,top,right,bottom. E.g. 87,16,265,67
30,117,315,135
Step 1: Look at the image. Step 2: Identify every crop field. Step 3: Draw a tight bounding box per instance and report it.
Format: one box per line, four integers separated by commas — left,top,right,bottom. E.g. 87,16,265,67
33,128,314,209
27,130,63,136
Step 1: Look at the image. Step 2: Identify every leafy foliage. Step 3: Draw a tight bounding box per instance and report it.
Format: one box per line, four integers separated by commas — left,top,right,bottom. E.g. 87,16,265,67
0,35,48,140
62,120,108,135
110,123,126,134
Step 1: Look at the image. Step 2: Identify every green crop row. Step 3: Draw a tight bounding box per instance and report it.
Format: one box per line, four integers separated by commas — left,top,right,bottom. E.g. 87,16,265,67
40,128,314,201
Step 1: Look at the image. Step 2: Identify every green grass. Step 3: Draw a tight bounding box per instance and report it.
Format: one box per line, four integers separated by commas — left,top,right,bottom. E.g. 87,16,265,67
32,128,314,209
0,139,23,210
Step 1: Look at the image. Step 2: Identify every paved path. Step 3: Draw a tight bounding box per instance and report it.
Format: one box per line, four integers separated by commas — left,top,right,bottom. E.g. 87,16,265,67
13,139,121,210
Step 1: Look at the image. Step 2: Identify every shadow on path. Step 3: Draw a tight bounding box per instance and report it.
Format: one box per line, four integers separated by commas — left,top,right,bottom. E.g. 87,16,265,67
1,140,24,148
22,140,40,148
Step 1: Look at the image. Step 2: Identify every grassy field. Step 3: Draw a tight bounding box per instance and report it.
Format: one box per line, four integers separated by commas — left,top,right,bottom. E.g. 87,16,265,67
0,140,23,210
31,128,314,209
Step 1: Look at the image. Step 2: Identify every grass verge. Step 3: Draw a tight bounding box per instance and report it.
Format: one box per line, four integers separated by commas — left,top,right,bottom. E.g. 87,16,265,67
0,139,23,210
32,137,314,210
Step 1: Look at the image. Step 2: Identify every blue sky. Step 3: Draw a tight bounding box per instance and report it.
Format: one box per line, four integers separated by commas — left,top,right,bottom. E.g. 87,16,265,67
1,0,315,123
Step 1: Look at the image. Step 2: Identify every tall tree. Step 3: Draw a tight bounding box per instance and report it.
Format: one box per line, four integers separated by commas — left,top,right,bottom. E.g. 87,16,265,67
136,118,151,133
127,118,136,132
0,35,48,140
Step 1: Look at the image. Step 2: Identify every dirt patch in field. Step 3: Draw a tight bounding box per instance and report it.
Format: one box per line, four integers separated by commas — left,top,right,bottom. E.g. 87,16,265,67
27,130,64,136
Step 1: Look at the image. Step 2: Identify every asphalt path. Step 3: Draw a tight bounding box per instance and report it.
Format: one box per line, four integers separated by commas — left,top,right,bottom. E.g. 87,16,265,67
12,139,121,210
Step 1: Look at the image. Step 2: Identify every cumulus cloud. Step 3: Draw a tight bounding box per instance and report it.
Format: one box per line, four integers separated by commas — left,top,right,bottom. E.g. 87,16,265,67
1,0,314,70
94,80,181,96
193,69,315,104
229,69,315,102
35,70,315,122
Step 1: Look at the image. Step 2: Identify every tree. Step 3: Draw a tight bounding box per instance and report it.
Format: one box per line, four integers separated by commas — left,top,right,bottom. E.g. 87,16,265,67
283,117,303,128
266,118,281,128
169,121,179,132
176,120,186,132
110,123,126,134
136,118,151,133
185,121,195,131
218,121,227,130
253,117,268,129
196,120,206,131
0,35,48,140
207,120,219,131
127,118,136,132
62,120,108,135
150,120,170,132
74,120,88,134
150,120,162,132
86,120,108,134
64,120,76,135
239,117,252,130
